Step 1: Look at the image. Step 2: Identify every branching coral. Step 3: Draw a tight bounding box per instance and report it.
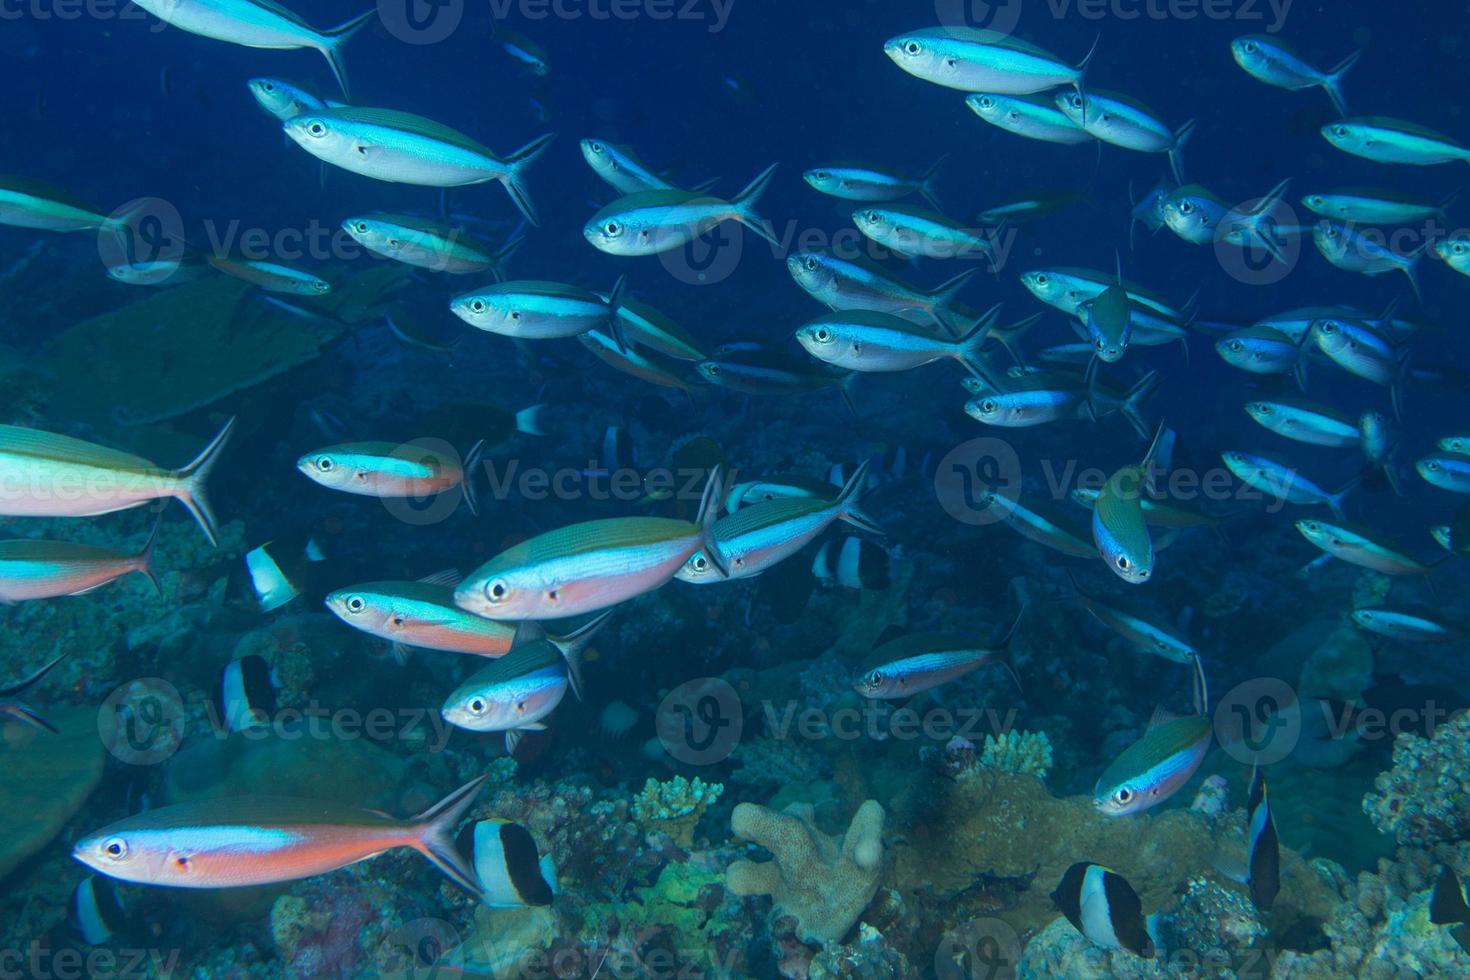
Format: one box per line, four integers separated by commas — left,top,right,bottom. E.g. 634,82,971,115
631,775,723,848
980,729,1053,780
1364,711,1470,846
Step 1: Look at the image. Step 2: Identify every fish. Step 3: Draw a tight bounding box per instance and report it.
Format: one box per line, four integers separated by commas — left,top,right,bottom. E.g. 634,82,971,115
983,489,1099,559
494,27,550,77
1221,450,1354,518
1093,425,1167,584
883,27,1095,96
580,331,695,394
240,534,324,613
1128,176,1173,249
850,204,996,263
1215,325,1306,381
460,819,556,908
0,650,68,733
1082,272,1132,364
1295,518,1438,576
73,777,489,899
1051,862,1156,957
325,570,522,660
246,77,332,122
1244,397,1361,448
1351,607,1462,643
812,537,891,590
583,164,781,255
0,176,141,234
1321,117,1470,166
1430,867,1470,954
207,254,331,295
1095,655,1211,816
1217,766,1281,911
71,876,131,946
1417,453,1470,493
725,474,849,512
0,418,235,547
106,251,214,288
284,108,556,225
451,279,625,345
788,251,979,335
977,189,1090,224
1439,436,1470,455
794,309,994,380
853,616,1021,700
966,94,1093,145
1055,91,1194,183
440,618,605,749
965,372,1089,428
1070,488,1232,531
297,440,483,516
1019,267,1182,321
603,295,707,362
580,139,694,194
1301,188,1453,225
130,0,373,95
677,463,879,583
1161,179,1294,262
1435,237,1470,278
0,520,160,602
803,161,944,210
696,349,854,408
343,214,521,277
1067,573,1196,663
1230,36,1360,116
454,469,726,620
415,401,545,450
216,654,276,733
1432,525,1456,553
1308,315,1411,416
1360,411,1403,495
1312,221,1424,299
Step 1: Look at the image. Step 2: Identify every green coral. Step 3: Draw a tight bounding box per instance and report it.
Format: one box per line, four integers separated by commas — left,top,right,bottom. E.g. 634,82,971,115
631,775,723,848
981,729,1053,780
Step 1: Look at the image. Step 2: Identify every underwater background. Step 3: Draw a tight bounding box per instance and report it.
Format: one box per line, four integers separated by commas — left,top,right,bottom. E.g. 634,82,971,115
3,0,1470,976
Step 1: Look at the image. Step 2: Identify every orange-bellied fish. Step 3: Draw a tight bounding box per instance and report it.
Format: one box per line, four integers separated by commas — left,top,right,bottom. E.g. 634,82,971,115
297,440,484,516
0,418,235,547
0,520,160,602
1094,655,1211,816
73,777,489,898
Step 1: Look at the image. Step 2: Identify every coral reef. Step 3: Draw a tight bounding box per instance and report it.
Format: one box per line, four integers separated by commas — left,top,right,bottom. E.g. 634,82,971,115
631,775,724,848
727,799,886,944
1364,711,1470,846
980,729,1053,780
0,706,104,878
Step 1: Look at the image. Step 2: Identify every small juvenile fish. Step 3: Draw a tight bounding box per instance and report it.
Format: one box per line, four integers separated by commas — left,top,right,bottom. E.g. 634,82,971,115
1301,188,1452,225
106,252,214,288
246,77,332,122
853,623,1018,700
1230,36,1360,116
0,522,159,602
1312,221,1424,299
495,27,550,76
454,470,725,620
584,164,780,255
851,204,996,263
1095,655,1210,816
1351,608,1461,643
1051,863,1156,958
1321,117,1470,167
977,189,1089,224
452,279,624,345
804,161,944,210
0,419,235,547
343,214,520,277
1244,397,1360,448
677,463,879,583
884,27,1094,96
966,94,1092,145
0,650,68,733
1221,450,1354,517
1093,426,1166,584
73,777,489,899
297,440,483,515
1055,91,1194,183
1296,518,1436,576
795,309,993,379
788,251,978,334
284,108,555,225
129,0,374,96
208,254,330,295
1418,453,1470,493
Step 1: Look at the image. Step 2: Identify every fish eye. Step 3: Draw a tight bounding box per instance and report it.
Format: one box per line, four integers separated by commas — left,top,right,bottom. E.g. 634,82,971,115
804,256,819,272
1243,41,1257,53
1258,404,1272,414
864,210,880,224
354,222,369,234
1114,787,1133,805
510,310,521,320
589,141,604,153
603,221,623,238
1307,195,1322,206
306,121,328,138
692,555,709,572
903,40,922,56
978,96,995,109
486,579,509,602
102,837,129,860
814,170,830,180
346,595,366,613
814,327,832,343
1454,243,1469,255
261,81,276,93
1229,340,1244,353
1034,273,1049,285
1178,201,1195,214
1116,555,1131,571
469,299,487,314
469,698,486,714
980,398,998,414
315,456,334,472
1427,461,1442,472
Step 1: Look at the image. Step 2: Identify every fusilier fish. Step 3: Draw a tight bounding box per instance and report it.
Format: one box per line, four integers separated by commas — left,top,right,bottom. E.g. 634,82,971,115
1221,450,1354,517
795,309,994,379
0,418,235,547
1321,117,1470,166
454,470,726,620
343,214,521,277
1055,91,1194,183
1360,411,1403,494
207,255,330,295
1312,221,1424,299
884,27,1095,96
580,139,695,194
604,296,707,361
982,490,1098,558
73,778,490,899
246,77,332,122
1230,36,1360,115
129,0,374,96
1434,237,1470,277
584,165,780,255
284,108,556,225
977,189,1090,224
452,279,625,346
297,440,483,515
853,617,1020,700
803,162,943,210
788,251,978,334
1095,656,1211,816
1020,268,1181,320
1308,315,1410,415
0,522,159,602
1296,518,1437,576
0,177,139,234
1351,608,1461,643
1051,863,1156,958
1068,574,1196,663
1301,188,1452,225
1244,398,1360,447
325,571,525,659
580,331,695,394
966,94,1092,145
850,204,996,263
1216,326,1304,381
1417,453,1470,493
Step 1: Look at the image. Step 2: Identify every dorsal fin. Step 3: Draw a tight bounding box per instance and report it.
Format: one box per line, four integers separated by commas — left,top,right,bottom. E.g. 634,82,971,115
418,568,463,588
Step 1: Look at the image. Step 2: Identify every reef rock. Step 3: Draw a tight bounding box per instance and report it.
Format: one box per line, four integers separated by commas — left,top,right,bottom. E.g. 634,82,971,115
0,706,104,879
